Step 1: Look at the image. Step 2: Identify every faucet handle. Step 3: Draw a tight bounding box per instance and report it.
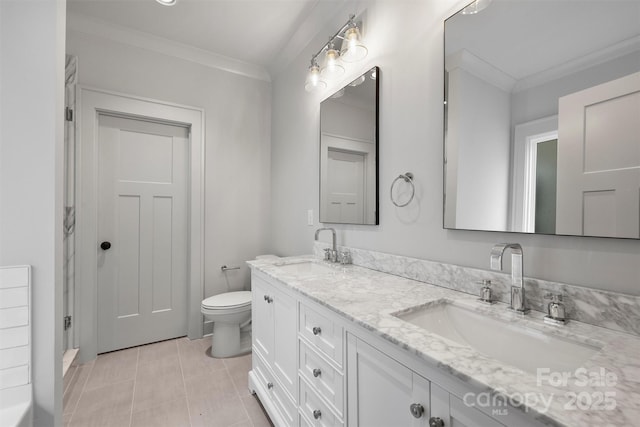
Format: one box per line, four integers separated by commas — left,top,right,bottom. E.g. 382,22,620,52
338,250,352,265
544,292,563,302
477,280,494,304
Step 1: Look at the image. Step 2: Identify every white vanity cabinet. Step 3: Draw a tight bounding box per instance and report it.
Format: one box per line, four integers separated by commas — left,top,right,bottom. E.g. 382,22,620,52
297,300,346,426
347,334,506,427
347,335,430,427
250,266,545,427
250,271,298,426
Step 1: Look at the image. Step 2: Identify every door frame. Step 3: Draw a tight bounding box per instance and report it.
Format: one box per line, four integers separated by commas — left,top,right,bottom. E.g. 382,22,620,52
76,87,204,362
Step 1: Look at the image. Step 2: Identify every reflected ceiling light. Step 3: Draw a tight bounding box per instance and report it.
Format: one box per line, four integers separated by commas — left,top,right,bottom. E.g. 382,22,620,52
304,14,368,93
461,0,492,15
369,68,377,80
349,75,366,87
304,59,327,92
156,0,177,5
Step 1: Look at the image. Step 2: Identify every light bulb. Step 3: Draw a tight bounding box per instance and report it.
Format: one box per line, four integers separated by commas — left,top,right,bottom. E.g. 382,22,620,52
320,48,345,79
305,64,327,92
340,26,368,63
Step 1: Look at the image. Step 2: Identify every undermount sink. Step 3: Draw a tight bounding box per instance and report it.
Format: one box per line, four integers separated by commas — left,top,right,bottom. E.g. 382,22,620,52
394,301,601,375
274,261,334,276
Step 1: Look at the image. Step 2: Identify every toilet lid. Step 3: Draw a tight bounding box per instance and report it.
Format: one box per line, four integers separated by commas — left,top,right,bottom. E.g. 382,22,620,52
202,291,251,309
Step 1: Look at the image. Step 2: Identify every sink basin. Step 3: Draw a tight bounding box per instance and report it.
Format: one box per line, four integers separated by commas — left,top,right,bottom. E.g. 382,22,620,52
274,261,334,276
394,301,600,374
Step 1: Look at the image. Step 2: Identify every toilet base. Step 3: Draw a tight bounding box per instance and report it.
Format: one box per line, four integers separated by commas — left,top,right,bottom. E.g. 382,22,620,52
210,322,251,358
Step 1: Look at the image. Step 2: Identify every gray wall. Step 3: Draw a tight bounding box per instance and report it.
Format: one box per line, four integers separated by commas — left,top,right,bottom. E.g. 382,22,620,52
66,29,272,306
269,0,640,296
0,0,65,425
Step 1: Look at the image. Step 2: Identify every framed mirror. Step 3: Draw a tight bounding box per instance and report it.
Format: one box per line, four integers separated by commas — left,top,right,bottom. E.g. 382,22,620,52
320,66,379,225
444,1,640,238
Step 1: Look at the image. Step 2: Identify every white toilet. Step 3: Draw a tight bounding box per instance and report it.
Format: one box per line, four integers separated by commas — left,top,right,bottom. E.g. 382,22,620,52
201,255,279,358
201,291,252,358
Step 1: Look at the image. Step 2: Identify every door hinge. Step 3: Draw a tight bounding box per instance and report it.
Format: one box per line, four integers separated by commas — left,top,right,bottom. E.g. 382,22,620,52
64,315,72,330
65,107,74,122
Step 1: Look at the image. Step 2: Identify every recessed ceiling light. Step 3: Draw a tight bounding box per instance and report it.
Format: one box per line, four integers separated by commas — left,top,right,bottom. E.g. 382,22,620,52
156,0,177,6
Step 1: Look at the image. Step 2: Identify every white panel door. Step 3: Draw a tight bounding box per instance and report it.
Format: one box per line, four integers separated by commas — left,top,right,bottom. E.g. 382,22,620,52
556,72,640,237
326,149,365,224
97,114,188,353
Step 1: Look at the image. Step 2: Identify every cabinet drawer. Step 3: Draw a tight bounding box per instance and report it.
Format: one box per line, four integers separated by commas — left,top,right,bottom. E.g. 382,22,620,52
299,377,344,427
299,340,344,417
253,351,296,426
299,302,343,367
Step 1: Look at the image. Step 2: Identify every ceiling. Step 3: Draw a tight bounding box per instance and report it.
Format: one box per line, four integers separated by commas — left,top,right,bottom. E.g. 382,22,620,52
66,0,347,76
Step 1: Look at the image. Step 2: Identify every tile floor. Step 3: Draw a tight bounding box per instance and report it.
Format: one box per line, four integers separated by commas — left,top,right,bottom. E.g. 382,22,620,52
63,337,273,427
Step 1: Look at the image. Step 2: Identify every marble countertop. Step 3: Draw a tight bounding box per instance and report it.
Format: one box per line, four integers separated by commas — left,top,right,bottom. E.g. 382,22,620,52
248,255,640,427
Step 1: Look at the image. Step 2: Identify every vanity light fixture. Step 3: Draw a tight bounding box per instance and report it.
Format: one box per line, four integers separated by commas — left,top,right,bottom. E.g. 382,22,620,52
156,0,177,5
304,14,368,93
304,59,327,92
320,41,345,79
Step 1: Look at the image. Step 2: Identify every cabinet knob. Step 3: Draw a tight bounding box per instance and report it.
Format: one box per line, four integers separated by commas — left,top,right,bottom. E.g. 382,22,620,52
409,403,424,419
313,409,322,420
263,295,273,303
312,326,322,335
100,241,111,250
429,416,445,427
266,382,273,390
313,368,322,378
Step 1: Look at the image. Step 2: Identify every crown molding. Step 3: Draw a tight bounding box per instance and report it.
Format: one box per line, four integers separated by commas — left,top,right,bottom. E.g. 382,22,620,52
67,12,271,82
513,35,640,93
446,49,517,92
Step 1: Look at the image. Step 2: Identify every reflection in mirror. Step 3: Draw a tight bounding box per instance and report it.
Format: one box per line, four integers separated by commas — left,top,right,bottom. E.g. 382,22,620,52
320,66,379,225
444,0,640,238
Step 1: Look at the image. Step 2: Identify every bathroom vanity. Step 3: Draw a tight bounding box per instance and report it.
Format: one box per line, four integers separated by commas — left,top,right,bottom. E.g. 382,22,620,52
247,254,640,427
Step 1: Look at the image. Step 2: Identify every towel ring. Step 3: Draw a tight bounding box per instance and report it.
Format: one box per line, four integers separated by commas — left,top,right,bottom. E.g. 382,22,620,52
390,172,415,207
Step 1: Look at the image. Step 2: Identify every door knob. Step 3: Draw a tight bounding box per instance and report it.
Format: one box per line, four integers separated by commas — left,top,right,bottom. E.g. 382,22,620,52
100,241,112,250
409,403,424,418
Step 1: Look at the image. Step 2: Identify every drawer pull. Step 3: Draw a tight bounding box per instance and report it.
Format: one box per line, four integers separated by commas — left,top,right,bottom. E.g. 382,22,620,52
263,295,273,303
312,368,322,378
312,326,322,335
410,403,424,418
313,409,322,420
267,382,273,390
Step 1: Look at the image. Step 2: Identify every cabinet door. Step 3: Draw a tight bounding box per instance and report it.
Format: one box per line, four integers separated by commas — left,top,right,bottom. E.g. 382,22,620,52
251,275,274,361
431,383,504,427
347,335,430,427
272,286,297,399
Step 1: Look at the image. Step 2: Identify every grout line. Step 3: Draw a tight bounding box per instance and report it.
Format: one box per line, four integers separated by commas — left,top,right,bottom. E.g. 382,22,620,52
127,348,140,427
177,337,193,427
65,357,96,423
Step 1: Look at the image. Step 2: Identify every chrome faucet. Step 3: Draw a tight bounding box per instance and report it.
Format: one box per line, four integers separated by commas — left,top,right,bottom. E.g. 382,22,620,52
315,227,337,262
490,243,529,314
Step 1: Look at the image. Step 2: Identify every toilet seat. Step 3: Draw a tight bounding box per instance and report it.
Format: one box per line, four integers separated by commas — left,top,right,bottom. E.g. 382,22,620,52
202,291,251,310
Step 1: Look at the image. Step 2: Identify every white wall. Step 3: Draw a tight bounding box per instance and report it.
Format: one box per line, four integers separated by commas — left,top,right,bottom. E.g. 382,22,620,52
0,1,65,425
270,0,640,296
447,67,510,231
66,30,272,306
